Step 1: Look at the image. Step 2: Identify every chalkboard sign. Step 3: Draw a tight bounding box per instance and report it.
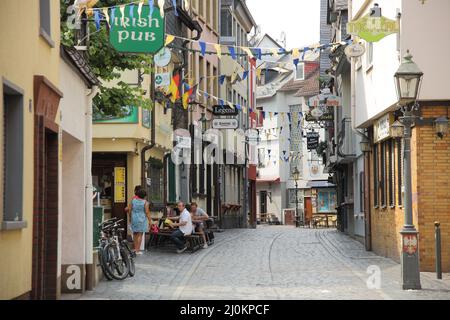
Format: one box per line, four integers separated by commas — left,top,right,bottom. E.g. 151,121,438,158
307,132,320,150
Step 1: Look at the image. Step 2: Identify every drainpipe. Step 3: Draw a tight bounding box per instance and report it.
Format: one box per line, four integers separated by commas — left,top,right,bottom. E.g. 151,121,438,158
85,85,98,291
141,61,156,189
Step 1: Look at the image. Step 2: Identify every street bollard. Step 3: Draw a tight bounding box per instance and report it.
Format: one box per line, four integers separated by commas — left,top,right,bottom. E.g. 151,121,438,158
434,221,442,280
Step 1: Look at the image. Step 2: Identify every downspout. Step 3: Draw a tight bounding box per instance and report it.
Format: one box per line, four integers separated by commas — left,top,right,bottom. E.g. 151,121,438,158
85,85,98,291
141,61,156,188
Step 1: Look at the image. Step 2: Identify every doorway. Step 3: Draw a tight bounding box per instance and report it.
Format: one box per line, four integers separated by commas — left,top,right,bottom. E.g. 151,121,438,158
260,191,267,214
304,197,313,223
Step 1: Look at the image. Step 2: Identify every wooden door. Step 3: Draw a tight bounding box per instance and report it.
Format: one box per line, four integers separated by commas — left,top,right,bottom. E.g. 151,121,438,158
304,197,313,221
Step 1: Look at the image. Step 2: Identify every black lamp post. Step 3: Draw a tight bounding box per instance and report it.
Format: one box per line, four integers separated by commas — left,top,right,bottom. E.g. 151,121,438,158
292,167,301,228
392,50,423,290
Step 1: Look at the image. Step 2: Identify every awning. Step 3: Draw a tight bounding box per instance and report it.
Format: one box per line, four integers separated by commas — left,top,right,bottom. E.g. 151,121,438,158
257,177,281,184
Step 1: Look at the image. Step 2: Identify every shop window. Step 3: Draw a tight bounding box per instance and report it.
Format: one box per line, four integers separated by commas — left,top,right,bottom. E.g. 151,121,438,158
388,140,395,207
2,82,25,226
146,158,164,206
380,142,386,208
373,144,379,207
397,139,403,206
360,172,365,213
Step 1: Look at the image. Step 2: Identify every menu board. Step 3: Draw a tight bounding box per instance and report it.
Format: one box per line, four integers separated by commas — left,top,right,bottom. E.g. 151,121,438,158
114,167,126,203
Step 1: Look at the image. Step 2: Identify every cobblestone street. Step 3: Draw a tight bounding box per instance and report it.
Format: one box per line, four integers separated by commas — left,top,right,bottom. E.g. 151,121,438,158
76,227,450,300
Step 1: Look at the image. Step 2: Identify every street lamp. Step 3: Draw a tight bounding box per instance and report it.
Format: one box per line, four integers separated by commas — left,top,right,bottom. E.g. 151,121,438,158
394,50,423,290
292,167,301,228
199,111,208,134
359,136,371,153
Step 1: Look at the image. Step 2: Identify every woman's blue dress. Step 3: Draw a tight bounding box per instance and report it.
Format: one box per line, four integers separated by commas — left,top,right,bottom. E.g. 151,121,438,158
131,198,148,233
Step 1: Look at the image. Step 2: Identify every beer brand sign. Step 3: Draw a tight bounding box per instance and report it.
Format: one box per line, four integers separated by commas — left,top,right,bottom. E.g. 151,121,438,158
109,5,165,54
347,14,399,43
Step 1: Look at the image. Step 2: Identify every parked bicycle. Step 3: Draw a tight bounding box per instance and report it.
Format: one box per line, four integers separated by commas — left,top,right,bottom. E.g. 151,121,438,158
97,218,136,281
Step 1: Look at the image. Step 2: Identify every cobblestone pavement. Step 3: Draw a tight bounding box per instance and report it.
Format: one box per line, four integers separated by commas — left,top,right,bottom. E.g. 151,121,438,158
76,226,450,300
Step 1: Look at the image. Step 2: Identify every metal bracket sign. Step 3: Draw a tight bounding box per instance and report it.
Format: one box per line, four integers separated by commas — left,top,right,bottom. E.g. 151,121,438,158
109,5,165,54
212,119,239,130
308,92,341,108
212,104,239,116
305,112,334,122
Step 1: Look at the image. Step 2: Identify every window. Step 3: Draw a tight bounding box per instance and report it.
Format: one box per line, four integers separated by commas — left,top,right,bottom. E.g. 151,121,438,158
366,42,373,68
295,63,305,80
2,81,25,229
220,8,232,37
397,139,403,206
380,142,386,208
360,172,365,213
388,140,395,207
373,144,379,207
147,159,164,205
258,148,265,168
39,0,54,47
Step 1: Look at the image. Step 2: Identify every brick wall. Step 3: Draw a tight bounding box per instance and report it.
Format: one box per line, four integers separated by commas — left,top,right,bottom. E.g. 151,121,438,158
370,104,450,272
416,105,450,272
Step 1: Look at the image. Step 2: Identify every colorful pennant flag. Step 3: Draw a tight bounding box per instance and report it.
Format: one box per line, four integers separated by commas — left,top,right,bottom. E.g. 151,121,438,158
94,10,101,30
102,8,110,28
165,34,175,46
172,0,178,16
242,71,249,80
158,0,165,17
228,46,236,60
168,74,180,103
214,44,222,59
148,0,154,18
199,41,206,56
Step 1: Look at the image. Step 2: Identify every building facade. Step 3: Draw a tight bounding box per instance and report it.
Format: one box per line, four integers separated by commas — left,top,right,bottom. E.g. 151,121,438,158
349,0,450,271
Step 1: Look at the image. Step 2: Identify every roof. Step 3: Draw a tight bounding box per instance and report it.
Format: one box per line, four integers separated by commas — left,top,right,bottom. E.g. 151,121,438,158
279,62,320,93
60,45,99,87
294,69,320,97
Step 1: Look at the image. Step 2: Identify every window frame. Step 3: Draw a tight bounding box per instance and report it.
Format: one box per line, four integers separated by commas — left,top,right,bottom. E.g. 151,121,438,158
39,0,54,48
373,144,379,208
388,140,395,208
380,142,387,208
295,62,305,81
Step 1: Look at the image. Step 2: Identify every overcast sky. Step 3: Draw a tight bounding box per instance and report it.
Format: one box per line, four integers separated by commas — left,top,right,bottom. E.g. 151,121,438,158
246,0,320,49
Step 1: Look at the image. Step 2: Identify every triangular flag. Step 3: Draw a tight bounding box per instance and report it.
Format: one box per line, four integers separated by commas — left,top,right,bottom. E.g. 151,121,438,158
165,34,175,46
184,0,190,11
302,47,310,60
172,0,178,16
292,48,300,59
110,7,116,29
94,9,101,30
129,4,135,22
228,46,236,60
138,1,144,19
148,1,154,18
256,68,262,81
199,41,206,56
228,102,235,110
254,48,262,60
158,0,165,17
242,47,254,59
102,8,110,28
119,5,126,27
214,44,222,59
293,58,299,68
219,75,226,85
242,71,249,80
271,48,279,58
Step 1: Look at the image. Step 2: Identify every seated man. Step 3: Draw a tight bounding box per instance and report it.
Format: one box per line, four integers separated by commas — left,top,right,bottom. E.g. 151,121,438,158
168,202,193,254
190,202,210,249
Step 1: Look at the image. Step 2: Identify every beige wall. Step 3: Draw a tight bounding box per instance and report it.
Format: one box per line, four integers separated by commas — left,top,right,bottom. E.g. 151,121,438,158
0,0,61,299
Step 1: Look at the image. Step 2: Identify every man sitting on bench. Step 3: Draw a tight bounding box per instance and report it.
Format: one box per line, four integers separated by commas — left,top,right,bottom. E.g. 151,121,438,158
168,202,193,254
190,202,210,249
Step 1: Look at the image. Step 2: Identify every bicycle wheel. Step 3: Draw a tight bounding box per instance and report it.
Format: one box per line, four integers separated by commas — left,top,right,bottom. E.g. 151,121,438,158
104,243,130,280
98,246,114,281
122,242,135,277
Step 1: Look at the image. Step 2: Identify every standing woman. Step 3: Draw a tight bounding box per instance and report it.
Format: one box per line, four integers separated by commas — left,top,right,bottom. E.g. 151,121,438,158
127,188,152,255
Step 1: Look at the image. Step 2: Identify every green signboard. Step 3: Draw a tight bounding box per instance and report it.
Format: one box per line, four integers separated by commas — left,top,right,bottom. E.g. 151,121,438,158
109,5,165,54
93,106,139,124
347,14,399,42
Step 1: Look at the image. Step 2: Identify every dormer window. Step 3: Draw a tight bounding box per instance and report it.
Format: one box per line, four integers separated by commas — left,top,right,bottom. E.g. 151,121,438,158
295,63,305,80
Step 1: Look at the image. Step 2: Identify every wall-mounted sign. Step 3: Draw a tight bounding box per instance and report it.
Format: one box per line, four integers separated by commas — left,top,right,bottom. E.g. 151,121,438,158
373,113,394,143
154,47,172,67
212,119,239,130
142,108,151,128
155,72,171,88
109,5,165,54
212,104,239,116
114,167,126,203
347,14,399,43
93,106,139,124
176,136,192,149
345,43,366,58
311,108,324,118
307,132,320,150
305,112,334,122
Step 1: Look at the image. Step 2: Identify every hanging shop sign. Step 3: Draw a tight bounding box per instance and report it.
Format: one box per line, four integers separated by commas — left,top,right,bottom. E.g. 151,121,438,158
345,43,366,58
109,5,165,54
93,106,139,124
155,72,171,88
212,119,239,130
114,167,126,203
305,112,334,122
308,92,341,108
154,47,172,67
307,132,320,150
176,136,192,149
212,104,239,116
347,14,399,43
373,113,394,143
